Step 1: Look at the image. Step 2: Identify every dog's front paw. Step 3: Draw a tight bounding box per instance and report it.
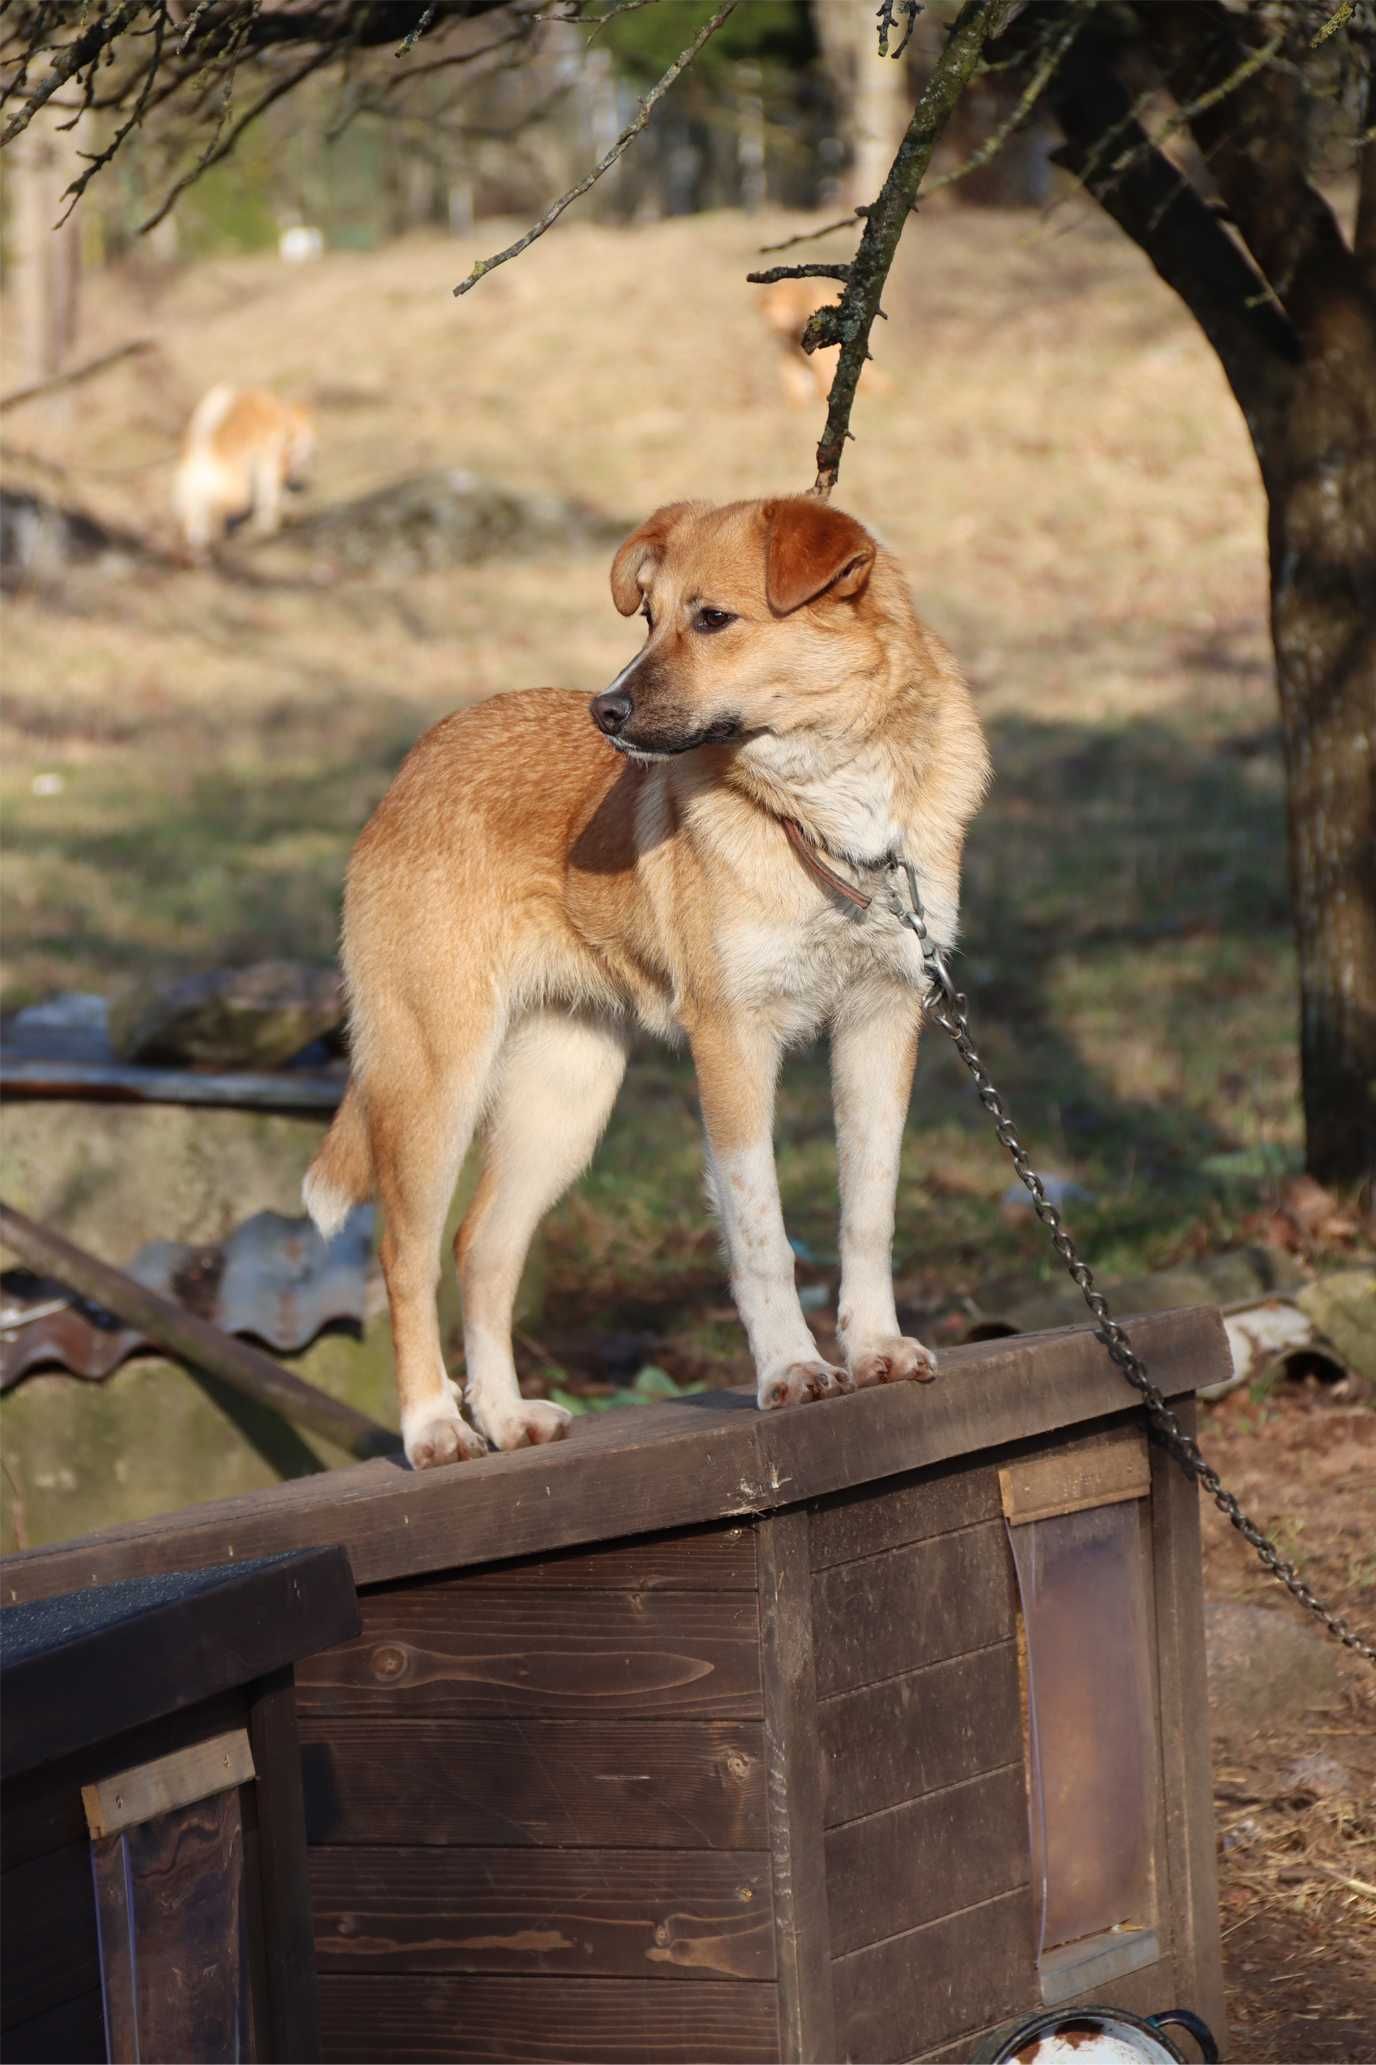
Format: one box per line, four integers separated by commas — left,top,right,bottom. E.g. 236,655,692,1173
475,1399,573,1452
402,1393,488,1470
759,1359,852,1410
847,1335,938,1388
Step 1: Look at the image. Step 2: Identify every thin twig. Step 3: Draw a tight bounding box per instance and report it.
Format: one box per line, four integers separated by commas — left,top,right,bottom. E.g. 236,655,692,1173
1312,0,1355,46
923,1,1086,197
757,212,865,257
812,0,1011,496
454,0,738,297
0,338,154,415
746,262,852,285
140,45,325,233
1,0,146,147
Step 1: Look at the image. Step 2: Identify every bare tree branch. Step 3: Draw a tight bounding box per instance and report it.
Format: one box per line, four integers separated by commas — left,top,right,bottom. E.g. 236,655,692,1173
453,0,737,298
811,0,1011,496
0,337,154,414
746,263,852,286
756,212,865,257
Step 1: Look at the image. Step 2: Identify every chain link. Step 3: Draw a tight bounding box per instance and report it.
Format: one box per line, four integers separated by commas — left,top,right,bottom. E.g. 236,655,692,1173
895,861,1376,1667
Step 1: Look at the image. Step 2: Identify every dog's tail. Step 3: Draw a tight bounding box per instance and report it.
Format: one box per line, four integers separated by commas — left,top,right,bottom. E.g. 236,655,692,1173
303,1080,373,1239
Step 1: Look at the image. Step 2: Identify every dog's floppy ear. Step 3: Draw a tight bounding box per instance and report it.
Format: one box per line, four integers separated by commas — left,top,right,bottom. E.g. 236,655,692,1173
763,497,876,616
610,502,696,616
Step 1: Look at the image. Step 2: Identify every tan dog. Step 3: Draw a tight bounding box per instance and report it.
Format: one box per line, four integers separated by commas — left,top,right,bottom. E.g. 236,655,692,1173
304,497,989,1468
758,277,893,405
172,386,315,558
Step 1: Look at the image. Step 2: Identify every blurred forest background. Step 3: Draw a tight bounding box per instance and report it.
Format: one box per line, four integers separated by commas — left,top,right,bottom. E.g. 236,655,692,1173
1,6,1374,2047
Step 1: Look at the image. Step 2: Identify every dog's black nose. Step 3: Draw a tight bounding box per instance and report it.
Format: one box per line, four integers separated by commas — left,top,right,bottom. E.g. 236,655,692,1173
592,689,633,737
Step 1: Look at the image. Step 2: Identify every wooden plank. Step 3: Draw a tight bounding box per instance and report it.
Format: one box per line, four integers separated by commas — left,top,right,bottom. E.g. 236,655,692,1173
413,1520,757,1591
298,1587,762,1719
757,1508,836,2062
1000,1423,1149,1525
0,1548,359,1779
317,1974,780,2063
248,1668,322,2064
1149,1400,1228,2051
0,1311,1228,1602
832,1887,1036,2064
82,1726,254,1836
301,1718,767,1851
0,1987,105,2065
0,1845,100,2029
90,1788,249,2063
820,1641,1021,1828
809,1460,1000,1570
912,1956,1179,2062
825,1764,1029,1956
309,1846,773,1981
812,1522,1018,1701
0,1691,246,1870
1040,1925,1161,2005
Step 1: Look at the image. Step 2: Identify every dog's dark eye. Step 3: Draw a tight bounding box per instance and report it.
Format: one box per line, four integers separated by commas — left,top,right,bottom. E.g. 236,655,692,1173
693,608,735,634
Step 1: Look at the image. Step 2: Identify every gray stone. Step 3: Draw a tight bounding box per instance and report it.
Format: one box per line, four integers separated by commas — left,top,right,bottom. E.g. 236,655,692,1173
109,961,342,1070
1204,1600,1345,1738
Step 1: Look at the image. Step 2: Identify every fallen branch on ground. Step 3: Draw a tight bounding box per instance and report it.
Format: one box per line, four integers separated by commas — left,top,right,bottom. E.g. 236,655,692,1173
0,339,155,416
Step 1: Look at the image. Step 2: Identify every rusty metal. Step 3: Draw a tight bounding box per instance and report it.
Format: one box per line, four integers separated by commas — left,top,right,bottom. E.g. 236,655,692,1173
1,1207,375,1389
893,859,1376,1667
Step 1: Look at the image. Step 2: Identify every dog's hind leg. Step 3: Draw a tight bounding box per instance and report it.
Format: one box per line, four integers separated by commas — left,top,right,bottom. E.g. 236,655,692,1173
457,1011,629,1450
367,1013,503,1470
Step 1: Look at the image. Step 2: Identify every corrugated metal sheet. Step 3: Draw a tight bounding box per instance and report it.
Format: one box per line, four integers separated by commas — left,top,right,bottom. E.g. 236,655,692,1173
0,1207,375,1390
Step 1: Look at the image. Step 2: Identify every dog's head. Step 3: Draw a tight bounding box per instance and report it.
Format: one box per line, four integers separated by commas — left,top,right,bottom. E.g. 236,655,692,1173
590,497,889,761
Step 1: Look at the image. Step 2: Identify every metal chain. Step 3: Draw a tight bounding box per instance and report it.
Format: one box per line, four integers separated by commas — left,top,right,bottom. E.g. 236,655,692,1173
894,860,1376,1667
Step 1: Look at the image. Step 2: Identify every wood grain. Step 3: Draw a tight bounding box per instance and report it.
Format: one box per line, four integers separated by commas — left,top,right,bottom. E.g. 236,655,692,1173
999,1423,1149,1525
809,1460,1000,1570
819,1640,1021,1827
0,1311,1228,1602
826,1764,1029,1956
812,1521,1017,1700
310,1846,773,1981
832,1886,1036,2063
912,1955,1179,2062
317,1974,781,2063
82,1726,254,1836
757,1508,836,2061
248,1668,322,2063
298,1588,762,1718
443,1522,757,1592
301,1717,767,1851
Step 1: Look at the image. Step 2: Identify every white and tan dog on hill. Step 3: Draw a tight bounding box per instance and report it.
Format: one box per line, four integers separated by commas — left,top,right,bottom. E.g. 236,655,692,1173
172,385,315,558
305,495,989,1469
758,277,894,405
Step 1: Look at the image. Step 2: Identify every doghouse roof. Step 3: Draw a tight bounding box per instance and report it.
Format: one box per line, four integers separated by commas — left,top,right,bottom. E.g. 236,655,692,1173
0,1310,1227,1606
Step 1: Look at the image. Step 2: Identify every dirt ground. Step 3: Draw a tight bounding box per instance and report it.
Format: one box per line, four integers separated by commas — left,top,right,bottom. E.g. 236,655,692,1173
3,199,1373,2060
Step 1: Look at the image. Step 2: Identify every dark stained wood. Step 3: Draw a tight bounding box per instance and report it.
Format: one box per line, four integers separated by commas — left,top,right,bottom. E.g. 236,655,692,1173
445,1522,757,1591
0,1312,1228,1603
0,1549,359,1778
0,1987,105,2065
0,1844,100,2028
0,1691,247,1870
812,1521,1018,1700
809,1460,1000,1570
912,1956,1180,2062
310,1846,773,1981
826,1764,1029,1956
298,1587,762,1718
90,1788,249,2063
317,1975,781,2063
756,1508,836,2062
820,1641,1021,1828
832,1886,1036,2064
301,1718,768,1851
248,1668,322,2063
1149,1400,1229,2051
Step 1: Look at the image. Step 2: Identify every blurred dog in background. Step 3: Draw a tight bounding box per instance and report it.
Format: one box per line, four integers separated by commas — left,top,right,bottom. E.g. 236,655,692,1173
172,386,315,559
758,278,892,407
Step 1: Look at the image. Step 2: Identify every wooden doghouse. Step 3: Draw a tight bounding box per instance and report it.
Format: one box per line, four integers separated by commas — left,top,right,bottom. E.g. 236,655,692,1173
1,1309,1229,2064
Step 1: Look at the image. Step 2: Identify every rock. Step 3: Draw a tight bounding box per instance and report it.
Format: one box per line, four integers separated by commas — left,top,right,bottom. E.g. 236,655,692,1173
109,961,343,1070
1204,1600,1345,1738
1,992,114,1065
1298,1270,1376,1385
255,468,625,578
1,487,147,588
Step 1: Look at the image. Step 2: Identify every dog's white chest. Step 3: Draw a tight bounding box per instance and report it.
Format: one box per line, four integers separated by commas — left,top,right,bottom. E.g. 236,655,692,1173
718,896,915,1034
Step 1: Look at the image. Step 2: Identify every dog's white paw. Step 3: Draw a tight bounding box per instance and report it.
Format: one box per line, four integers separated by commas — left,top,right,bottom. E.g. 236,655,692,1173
847,1335,938,1388
402,1393,487,1470
758,1359,852,1410
475,1399,573,1452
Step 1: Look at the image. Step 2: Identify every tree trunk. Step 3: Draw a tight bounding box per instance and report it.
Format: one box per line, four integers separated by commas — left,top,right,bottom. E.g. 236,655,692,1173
1265,320,1376,1187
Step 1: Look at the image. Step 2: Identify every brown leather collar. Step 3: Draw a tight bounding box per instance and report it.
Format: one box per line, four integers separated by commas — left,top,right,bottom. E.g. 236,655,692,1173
781,816,876,912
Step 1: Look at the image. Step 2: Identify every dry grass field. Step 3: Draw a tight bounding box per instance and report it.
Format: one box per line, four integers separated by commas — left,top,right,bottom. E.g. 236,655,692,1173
3,200,1373,2058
